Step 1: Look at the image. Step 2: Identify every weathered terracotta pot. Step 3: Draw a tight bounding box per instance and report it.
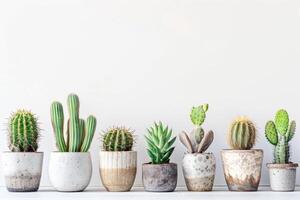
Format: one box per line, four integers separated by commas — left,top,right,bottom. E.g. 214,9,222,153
99,151,137,192
142,163,177,192
221,149,263,191
267,163,298,192
182,153,216,191
49,152,92,192
2,152,43,192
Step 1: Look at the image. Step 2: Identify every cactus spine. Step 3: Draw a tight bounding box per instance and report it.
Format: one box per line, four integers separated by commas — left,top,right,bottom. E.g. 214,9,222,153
50,93,97,152
8,110,40,152
228,117,256,150
102,127,134,151
265,109,296,164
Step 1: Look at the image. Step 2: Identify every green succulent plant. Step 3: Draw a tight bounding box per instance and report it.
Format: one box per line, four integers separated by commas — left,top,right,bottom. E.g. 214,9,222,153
145,122,176,164
50,93,97,152
265,109,296,164
8,110,40,152
102,127,134,151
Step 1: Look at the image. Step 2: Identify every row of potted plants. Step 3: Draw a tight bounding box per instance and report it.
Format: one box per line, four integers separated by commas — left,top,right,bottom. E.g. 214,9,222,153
1,93,298,192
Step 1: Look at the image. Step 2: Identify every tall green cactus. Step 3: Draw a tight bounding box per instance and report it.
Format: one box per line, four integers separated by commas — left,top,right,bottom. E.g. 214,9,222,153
8,110,40,152
50,93,97,152
265,109,296,164
102,127,134,151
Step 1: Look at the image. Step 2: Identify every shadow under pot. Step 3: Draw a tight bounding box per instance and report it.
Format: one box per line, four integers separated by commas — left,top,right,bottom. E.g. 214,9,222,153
267,163,298,192
99,151,137,192
2,152,43,192
182,153,216,191
221,149,263,191
142,163,177,192
49,152,92,192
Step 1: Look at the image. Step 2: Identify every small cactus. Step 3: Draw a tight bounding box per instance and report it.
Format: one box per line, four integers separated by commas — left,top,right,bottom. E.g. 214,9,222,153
228,117,256,150
102,127,134,151
265,109,296,164
8,110,40,152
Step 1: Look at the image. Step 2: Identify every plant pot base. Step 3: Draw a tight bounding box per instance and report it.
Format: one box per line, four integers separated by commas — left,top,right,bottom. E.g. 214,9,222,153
185,177,214,191
5,175,41,192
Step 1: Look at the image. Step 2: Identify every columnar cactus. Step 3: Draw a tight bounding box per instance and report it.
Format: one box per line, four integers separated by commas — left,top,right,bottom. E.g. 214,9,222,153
265,109,296,164
180,104,214,153
50,93,97,152
228,117,256,150
8,110,40,152
102,127,134,151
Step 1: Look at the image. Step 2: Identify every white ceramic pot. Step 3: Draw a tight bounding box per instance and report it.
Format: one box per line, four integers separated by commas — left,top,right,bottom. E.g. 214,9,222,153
267,163,298,192
2,152,43,192
49,152,92,192
99,151,137,192
182,153,216,191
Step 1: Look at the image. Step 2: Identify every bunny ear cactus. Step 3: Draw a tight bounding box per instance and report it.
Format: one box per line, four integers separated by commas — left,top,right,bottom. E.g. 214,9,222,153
265,109,296,164
50,93,97,152
8,110,40,152
145,122,176,164
180,104,214,153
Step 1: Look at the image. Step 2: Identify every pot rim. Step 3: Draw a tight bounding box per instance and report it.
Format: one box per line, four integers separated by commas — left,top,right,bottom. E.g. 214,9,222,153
221,149,263,153
2,151,43,154
267,162,298,169
184,152,214,155
142,162,177,166
50,151,90,155
99,150,137,153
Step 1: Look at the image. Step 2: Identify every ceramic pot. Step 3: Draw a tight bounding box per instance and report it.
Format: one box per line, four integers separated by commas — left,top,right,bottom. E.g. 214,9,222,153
267,163,298,191
49,152,92,192
221,149,263,191
142,163,177,192
2,152,43,192
182,153,216,191
99,151,137,192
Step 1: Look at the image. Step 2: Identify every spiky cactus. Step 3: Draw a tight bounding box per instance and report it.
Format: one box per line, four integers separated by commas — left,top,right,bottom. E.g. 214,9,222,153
228,117,256,150
8,110,40,152
180,104,214,153
265,109,296,164
50,93,97,152
145,122,176,164
102,127,134,151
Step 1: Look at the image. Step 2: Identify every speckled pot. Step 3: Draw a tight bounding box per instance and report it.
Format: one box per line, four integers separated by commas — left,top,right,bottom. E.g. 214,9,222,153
182,153,216,191
2,152,43,192
267,163,298,192
221,149,263,191
49,152,92,192
99,151,137,192
142,163,177,192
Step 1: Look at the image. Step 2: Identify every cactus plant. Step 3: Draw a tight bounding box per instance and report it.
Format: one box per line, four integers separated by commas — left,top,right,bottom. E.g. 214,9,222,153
102,127,134,151
180,104,214,153
227,117,256,150
145,122,176,164
50,93,97,152
265,109,296,164
8,110,40,152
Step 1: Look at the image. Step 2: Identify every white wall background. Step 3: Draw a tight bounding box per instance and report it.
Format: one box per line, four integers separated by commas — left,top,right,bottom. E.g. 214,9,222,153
1,0,300,187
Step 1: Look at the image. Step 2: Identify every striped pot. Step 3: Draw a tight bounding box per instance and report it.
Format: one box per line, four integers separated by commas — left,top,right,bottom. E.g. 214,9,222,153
99,151,137,192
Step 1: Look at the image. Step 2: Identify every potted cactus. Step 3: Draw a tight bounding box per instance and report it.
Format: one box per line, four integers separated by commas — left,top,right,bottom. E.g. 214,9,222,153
179,104,215,191
265,109,298,191
99,127,137,192
142,122,177,192
49,93,97,192
2,110,43,192
221,117,263,191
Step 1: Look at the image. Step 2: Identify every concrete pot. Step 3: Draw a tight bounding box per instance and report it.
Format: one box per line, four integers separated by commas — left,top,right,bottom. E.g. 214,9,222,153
267,163,298,192
142,163,177,192
221,149,263,191
49,152,92,192
182,153,216,191
2,152,43,192
99,151,137,192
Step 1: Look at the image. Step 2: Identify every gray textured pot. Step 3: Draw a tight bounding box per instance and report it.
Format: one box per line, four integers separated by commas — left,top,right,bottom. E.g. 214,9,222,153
2,152,43,192
142,163,177,192
221,149,263,191
267,163,298,192
49,152,92,192
182,153,216,191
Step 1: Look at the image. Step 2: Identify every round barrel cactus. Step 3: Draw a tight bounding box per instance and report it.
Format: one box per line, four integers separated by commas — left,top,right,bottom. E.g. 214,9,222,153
102,127,134,151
